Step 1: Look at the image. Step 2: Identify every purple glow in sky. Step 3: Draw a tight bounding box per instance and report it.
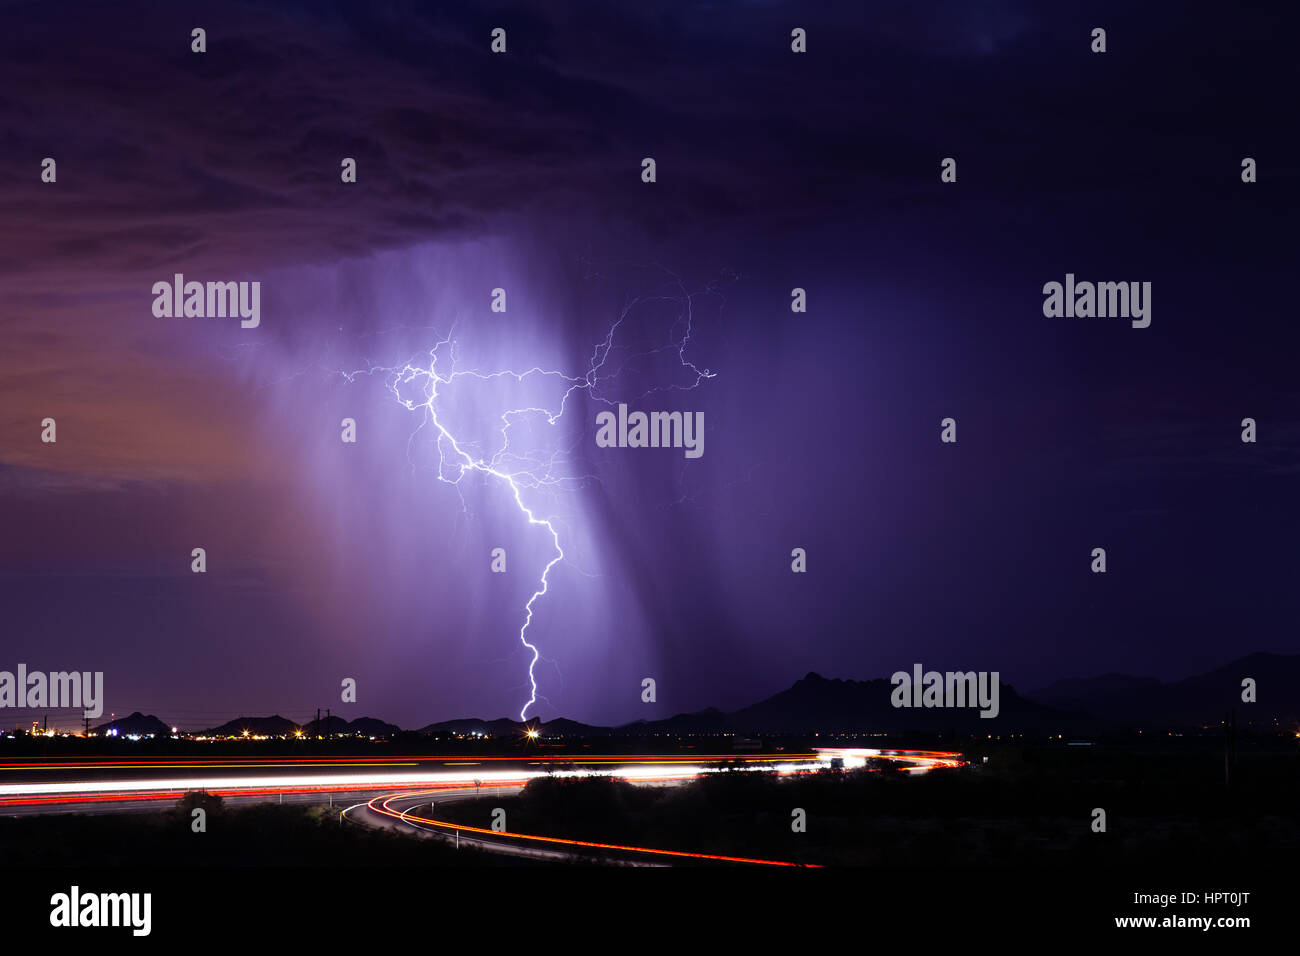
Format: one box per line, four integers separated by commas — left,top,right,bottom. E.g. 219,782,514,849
330,261,716,719
2,1,1297,732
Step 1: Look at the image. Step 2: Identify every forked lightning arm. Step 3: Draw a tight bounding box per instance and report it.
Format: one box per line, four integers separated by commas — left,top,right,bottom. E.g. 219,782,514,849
340,289,714,719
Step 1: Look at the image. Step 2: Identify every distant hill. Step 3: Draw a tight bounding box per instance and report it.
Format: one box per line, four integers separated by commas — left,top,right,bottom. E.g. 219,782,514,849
347,716,402,736
300,715,401,736
1026,652,1300,728
1031,673,1162,711
415,676,1078,737
417,715,608,736
419,717,525,736
733,672,1073,733
539,717,610,736
206,715,300,737
619,707,735,735
628,674,1076,735
300,715,349,735
626,655,1300,735
196,653,1298,739
94,711,171,737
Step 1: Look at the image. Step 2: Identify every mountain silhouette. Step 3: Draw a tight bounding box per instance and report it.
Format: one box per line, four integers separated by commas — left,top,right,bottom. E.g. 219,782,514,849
205,715,300,736
1028,652,1298,728
120,652,1299,737
93,711,171,736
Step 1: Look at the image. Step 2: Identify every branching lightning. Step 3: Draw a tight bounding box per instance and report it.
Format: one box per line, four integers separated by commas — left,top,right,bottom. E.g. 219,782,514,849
339,276,717,719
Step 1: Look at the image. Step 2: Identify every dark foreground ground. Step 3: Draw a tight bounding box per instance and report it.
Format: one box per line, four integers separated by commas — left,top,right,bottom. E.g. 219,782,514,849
2,735,1294,869
0,798,517,868
1,736,1291,941
434,741,1300,867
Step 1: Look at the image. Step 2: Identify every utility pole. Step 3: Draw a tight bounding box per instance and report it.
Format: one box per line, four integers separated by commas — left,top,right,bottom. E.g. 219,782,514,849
326,708,331,741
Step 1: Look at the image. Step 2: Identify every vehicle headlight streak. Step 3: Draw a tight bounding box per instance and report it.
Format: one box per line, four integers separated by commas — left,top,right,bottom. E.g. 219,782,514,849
0,751,961,802
340,284,715,718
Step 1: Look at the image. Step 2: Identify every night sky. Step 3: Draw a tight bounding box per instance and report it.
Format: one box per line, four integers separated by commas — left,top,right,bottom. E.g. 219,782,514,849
1,1,1297,731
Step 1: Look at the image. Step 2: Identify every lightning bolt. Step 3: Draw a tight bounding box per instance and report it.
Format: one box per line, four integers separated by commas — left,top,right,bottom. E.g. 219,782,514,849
339,273,718,720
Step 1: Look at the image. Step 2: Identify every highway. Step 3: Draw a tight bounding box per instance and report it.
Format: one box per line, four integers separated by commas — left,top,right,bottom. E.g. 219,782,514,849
0,748,962,862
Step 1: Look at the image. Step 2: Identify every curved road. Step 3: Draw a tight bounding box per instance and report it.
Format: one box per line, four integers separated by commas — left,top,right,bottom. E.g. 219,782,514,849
0,748,962,864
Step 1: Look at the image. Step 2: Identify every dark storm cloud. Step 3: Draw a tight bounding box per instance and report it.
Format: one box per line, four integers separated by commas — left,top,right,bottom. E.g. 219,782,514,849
0,0,884,289
3,0,1289,293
